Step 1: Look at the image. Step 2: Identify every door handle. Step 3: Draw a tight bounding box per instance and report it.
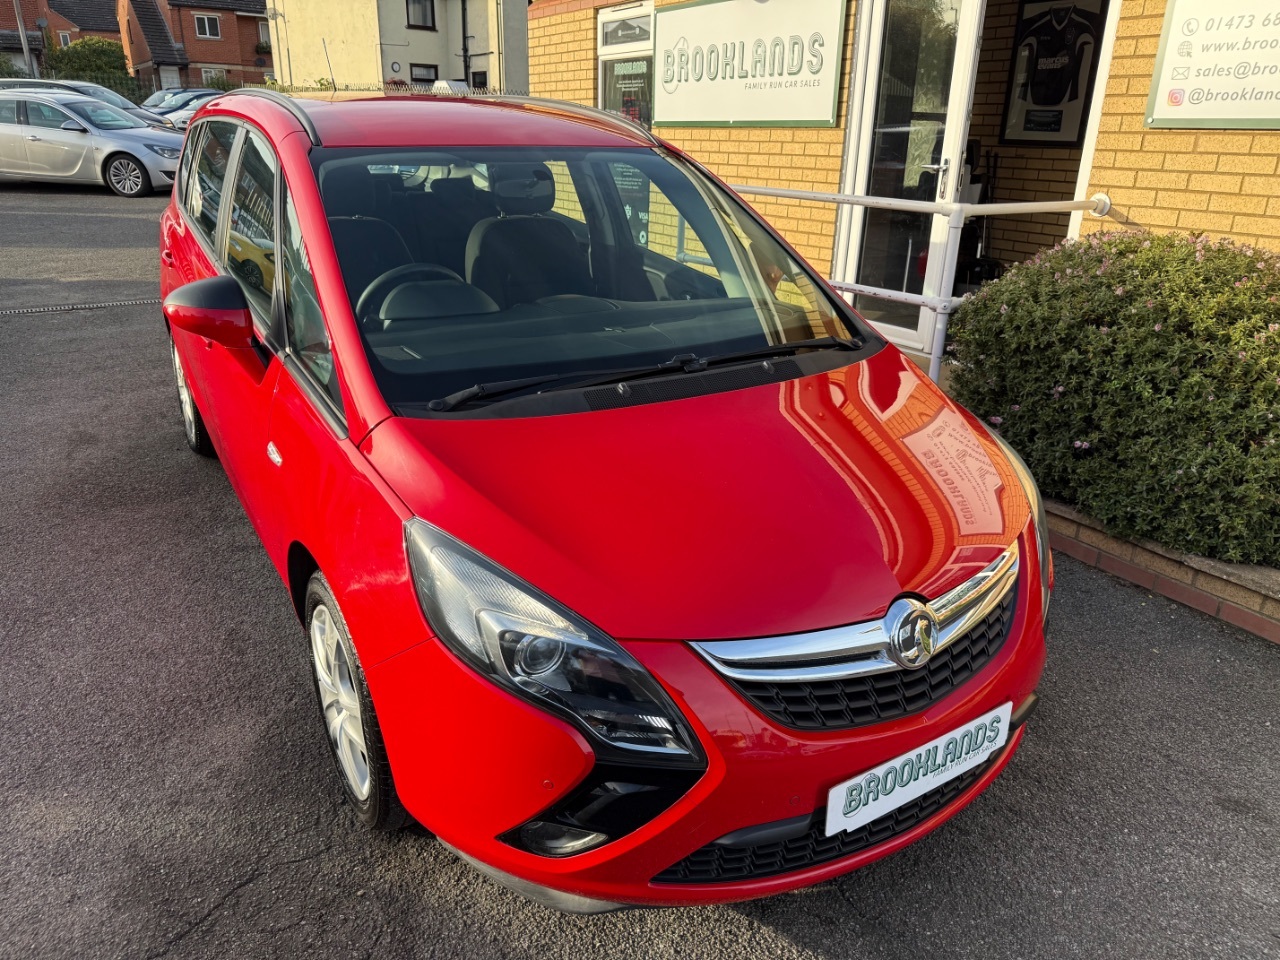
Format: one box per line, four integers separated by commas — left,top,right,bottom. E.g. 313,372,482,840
161,249,176,267
921,159,951,198
26,135,41,142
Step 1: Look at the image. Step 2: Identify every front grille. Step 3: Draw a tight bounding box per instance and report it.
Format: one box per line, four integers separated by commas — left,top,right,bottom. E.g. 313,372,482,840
725,584,1018,730
653,751,1000,884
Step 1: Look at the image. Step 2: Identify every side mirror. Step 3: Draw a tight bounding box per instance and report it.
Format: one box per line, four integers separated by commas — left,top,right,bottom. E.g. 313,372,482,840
60,119,87,133
164,275,254,348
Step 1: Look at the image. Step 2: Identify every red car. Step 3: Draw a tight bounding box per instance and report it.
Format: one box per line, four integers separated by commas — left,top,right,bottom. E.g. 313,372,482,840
160,90,1051,913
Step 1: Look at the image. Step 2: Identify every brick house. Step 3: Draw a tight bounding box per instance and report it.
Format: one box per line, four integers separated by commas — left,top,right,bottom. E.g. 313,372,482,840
0,0,44,74
42,0,123,50
119,0,271,91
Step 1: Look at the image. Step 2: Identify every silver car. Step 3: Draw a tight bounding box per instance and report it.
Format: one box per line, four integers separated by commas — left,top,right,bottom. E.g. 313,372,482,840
0,92,184,197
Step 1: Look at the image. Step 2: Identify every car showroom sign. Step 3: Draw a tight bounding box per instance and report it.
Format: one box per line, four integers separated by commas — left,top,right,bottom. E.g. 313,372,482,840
653,0,848,126
1148,0,1280,128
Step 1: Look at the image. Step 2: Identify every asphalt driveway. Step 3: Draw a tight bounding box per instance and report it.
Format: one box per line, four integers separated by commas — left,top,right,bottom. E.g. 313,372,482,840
0,183,1276,960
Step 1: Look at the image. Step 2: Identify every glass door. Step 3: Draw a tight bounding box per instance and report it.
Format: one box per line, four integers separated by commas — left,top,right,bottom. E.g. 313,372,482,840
836,0,985,355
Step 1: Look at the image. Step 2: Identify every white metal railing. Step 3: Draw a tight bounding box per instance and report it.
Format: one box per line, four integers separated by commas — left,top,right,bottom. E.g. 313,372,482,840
727,185,1113,381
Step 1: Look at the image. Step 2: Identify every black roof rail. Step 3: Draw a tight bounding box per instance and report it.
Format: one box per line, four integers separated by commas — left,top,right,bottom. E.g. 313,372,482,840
482,95,660,147
223,88,322,147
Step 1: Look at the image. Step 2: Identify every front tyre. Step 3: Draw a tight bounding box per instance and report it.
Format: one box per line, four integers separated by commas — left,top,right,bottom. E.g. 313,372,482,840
105,154,152,197
305,572,408,831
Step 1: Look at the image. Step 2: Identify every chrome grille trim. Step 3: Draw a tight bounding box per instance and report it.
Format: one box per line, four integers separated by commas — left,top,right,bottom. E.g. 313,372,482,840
691,546,1019,684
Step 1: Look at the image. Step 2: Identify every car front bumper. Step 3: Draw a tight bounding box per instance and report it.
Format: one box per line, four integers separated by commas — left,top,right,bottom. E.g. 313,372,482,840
365,541,1048,908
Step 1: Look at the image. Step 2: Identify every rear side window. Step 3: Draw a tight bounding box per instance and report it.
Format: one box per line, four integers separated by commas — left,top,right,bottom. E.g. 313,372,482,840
185,119,237,249
0,100,16,124
225,129,278,320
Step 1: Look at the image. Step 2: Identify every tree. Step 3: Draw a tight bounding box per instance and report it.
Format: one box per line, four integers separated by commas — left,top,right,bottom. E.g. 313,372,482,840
44,36,129,79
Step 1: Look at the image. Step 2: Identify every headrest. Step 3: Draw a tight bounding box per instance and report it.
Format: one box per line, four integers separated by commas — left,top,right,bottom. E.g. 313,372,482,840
429,176,480,203
488,162,555,216
322,164,375,217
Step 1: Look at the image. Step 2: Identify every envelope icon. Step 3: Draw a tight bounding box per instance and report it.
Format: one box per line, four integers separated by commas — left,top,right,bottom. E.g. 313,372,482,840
1172,66,1190,79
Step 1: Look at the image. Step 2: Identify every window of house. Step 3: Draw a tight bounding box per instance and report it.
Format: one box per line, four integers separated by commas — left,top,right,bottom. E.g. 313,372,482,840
281,184,342,409
202,67,227,85
410,63,438,83
406,0,435,29
597,2,654,128
258,21,270,43
470,71,488,89
194,15,221,39
226,129,278,322
58,32,71,47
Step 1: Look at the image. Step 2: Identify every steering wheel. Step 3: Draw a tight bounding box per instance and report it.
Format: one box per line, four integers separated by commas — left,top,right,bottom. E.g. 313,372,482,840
356,263,465,326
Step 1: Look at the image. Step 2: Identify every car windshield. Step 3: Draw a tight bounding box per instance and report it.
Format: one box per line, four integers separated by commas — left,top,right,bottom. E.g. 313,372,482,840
142,89,179,108
176,95,216,115
162,90,212,111
313,146,875,409
65,99,145,130
71,83,136,110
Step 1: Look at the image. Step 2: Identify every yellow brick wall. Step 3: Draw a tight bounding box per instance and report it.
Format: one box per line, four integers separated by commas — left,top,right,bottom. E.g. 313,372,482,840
528,0,858,272
1082,0,1280,249
969,0,1082,263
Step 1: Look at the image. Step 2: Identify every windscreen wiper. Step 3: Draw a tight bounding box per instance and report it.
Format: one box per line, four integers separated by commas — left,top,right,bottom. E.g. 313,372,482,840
423,358,694,412
422,336,862,412
688,335,864,371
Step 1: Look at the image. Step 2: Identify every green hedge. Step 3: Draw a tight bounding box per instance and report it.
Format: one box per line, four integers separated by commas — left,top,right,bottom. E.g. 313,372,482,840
948,231,1280,565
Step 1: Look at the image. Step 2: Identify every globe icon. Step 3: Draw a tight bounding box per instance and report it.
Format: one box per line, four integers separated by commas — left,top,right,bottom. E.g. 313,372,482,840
1178,40,1193,57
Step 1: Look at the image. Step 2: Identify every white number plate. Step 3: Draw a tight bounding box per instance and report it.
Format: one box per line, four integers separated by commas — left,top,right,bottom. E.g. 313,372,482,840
824,702,1012,836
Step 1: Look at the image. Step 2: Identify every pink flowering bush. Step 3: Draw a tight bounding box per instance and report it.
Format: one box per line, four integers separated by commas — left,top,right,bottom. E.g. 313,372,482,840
949,231,1280,565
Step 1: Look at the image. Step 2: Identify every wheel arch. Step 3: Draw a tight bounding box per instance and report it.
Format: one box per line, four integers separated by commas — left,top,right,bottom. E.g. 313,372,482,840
287,541,321,623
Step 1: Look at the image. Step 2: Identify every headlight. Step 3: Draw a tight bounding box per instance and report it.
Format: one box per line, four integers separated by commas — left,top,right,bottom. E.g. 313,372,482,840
989,431,1052,616
405,519,703,765
145,143,180,159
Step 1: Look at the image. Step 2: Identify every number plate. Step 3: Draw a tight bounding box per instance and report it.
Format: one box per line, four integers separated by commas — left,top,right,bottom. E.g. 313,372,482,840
824,702,1012,836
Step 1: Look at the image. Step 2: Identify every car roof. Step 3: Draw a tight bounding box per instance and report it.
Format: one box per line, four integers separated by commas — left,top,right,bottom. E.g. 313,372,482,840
0,78,73,87
0,90,96,104
211,93,659,150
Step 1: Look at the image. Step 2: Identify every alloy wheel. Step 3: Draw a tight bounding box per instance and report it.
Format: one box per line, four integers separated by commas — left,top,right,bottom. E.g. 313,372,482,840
108,157,144,196
169,341,197,446
310,603,371,801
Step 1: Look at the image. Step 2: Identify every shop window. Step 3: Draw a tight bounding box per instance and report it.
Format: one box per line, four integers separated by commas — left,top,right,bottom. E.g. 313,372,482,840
597,2,654,127
194,15,221,39
410,63,438,83
407,0,435,29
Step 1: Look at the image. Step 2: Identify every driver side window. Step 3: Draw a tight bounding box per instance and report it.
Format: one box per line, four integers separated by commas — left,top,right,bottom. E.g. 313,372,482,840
25,101,71,129
281,185,341,410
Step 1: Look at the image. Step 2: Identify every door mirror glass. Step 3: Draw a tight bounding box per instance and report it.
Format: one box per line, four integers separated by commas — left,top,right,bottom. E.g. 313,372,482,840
60,119,87,133
163,275,255,348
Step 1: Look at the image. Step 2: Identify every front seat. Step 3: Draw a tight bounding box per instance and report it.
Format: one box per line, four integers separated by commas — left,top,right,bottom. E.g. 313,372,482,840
322,163,415,309
465,162,593,308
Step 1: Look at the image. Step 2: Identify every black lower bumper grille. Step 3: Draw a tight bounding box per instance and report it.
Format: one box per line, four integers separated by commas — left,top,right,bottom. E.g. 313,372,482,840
727,584,1018,730
653,751,1001,884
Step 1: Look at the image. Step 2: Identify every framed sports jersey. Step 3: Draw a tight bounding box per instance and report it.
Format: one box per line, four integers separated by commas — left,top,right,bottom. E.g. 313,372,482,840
1001,0,1108,146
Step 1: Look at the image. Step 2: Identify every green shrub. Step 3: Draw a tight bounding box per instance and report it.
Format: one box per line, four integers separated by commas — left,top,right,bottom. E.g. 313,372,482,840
948,231,1280,565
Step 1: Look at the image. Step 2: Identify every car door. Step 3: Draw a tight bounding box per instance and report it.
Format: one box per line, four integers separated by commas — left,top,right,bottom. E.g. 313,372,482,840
0,98,26,174
171,122,286,548
22,100,96,180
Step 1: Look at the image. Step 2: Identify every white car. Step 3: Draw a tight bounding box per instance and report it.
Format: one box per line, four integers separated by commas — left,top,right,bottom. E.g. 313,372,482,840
166,94,219,131
0,91,184,197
